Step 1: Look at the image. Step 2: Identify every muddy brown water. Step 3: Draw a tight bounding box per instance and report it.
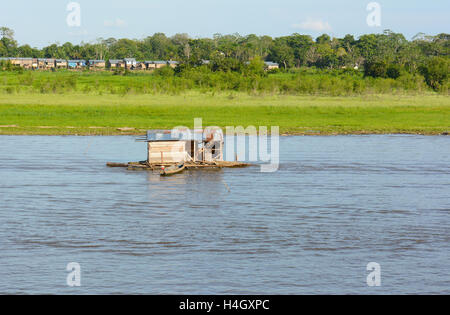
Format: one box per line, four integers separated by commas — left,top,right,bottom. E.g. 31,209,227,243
0,135,449,294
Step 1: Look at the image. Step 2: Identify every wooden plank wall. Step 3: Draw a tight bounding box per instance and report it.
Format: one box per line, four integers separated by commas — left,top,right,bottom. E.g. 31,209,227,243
148,141,187,163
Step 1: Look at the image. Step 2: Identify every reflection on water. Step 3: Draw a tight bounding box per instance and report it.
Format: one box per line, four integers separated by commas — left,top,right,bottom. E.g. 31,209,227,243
0,135,449,294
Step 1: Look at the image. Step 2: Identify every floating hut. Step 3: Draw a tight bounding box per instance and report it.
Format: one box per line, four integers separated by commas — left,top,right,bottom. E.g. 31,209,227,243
107,129,251,171
144,129,224,164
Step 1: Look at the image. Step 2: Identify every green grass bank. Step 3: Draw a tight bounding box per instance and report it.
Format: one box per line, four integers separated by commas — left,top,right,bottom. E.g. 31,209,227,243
0,92,448,135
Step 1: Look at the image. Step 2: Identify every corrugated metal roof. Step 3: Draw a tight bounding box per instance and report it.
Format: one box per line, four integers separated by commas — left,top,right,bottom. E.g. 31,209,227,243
9,57,34,60
145,129,223,142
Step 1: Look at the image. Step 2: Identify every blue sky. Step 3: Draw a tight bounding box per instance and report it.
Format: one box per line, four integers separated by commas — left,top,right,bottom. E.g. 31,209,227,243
1,0,448,47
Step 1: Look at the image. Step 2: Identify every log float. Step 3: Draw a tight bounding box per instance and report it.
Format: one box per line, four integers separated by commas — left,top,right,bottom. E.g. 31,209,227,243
107,161,252,170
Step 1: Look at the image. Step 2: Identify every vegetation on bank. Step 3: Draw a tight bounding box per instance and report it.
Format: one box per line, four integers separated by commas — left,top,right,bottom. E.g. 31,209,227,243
0,63,448,97
1,27,449,93
0,27,448,135
0,93,448,135
1,27,448,73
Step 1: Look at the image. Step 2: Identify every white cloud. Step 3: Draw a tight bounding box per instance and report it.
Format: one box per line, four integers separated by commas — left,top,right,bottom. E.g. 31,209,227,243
292,18,332,32
104,18,127,27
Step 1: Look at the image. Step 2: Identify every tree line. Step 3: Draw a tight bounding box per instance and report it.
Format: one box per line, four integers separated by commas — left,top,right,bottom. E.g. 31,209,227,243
1,27,449,91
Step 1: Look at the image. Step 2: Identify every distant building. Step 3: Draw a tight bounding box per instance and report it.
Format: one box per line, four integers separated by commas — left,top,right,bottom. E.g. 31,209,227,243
135,61,147,70
264,61,279,70
88,60,106,69
38,58,56,69
152,61,173,69
144,61,172,70
108,59,125,69
167,61,179,68
9,57,37,69
0,56,181,71
154,61,168,69
132,60,181,70
31,58,38,69
124,58,137,69
68,60,86,69
55,59,68,69
144,61,156,70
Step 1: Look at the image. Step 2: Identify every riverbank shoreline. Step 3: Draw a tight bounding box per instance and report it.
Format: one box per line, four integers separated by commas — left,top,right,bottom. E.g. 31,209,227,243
0,93,448,136
0,127,448,136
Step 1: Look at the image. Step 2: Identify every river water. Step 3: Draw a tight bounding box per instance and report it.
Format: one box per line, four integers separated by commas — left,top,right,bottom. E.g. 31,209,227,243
0,135,449,294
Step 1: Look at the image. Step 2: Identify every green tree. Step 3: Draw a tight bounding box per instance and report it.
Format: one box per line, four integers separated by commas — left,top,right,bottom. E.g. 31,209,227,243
286,34,314,67
364,60,388,78
269,38,295,69
0,26,18,56
316,34,331,44
419,57,449,90
245,56,265,76
386,64,401,79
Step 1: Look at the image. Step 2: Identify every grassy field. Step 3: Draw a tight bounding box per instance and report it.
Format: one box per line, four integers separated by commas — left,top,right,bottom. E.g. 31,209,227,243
0,92,449,135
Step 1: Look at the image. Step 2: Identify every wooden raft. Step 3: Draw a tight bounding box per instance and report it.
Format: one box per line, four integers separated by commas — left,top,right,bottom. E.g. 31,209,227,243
107,161,252,171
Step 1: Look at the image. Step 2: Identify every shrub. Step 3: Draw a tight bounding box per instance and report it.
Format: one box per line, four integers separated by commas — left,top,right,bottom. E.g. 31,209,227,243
386,65,401,79
364,60,387,78
154,66,175,77
419,57,449,90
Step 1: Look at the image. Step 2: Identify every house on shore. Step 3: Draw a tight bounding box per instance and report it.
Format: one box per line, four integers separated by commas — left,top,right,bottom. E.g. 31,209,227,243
124,58,137,69
108,59,125,69
245,60,280,71
144,61,156,70
55,59,68,69
153,61,169,69
38,58,56,69
135,61,147,70
264,61,279,70
0,56,180,71
31,58,39,69
9,58,37,69
88,60,106,69
68,60,86,69
144,61,174,70
167,61,179,68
